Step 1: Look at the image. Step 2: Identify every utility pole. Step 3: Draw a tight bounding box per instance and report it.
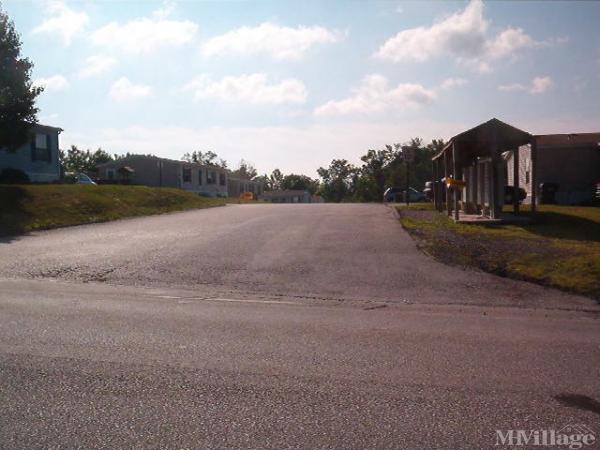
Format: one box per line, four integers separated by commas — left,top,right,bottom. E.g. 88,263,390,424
402,146,415,207
406,160,410,206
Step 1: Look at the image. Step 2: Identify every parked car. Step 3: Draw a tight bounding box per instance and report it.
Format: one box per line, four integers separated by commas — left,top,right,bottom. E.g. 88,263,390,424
504,185,526,204
383,187,426,203
77,173,97,185
63,172,97,185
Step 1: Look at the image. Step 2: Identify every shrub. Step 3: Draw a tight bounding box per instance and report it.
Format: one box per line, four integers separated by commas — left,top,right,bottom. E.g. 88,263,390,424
0,168,30,184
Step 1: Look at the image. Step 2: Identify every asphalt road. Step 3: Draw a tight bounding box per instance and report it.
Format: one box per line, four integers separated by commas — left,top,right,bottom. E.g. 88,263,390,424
1,204,599,449
0,203,595,309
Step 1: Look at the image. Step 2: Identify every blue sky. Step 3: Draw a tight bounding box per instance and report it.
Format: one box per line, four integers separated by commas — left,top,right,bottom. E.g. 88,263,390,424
5,0,600,176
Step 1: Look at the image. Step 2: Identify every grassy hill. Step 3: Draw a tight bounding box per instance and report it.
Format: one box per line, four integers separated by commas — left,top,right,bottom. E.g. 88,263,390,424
0,184,227,235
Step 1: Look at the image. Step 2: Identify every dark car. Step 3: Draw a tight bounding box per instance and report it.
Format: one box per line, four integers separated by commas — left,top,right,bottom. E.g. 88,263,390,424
383,187,426,203
504,186,527,204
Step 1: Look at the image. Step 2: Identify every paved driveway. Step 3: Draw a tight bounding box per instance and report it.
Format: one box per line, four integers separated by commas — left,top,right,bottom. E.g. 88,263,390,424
0,203,594,309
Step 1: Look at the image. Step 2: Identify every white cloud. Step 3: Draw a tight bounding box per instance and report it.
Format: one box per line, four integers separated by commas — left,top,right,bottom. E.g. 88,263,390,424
152,0,177,20
484,27,534,60
375,0,487,63
78,55,117,78
374,0,545,72
498,76,553,94
440,77,468,89
109,77,152,101
184,73,307,104
201,22,341,61
314,74,436,116
529,76,553,94
32,0,89,45
498,83,526,92
90,11,198,54
33,74,69,92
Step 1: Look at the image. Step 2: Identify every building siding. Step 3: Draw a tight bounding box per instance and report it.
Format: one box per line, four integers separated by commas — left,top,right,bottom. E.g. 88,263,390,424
227,177,264,198
0,124,61,182
96,156,233,197
259,190,314,203
506,141,600,204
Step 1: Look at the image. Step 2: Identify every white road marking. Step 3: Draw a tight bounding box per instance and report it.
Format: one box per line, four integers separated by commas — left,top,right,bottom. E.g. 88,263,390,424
156,295,300,306
209,298,299,305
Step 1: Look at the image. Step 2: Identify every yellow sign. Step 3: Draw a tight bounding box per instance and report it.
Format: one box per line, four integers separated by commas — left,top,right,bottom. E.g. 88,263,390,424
446,177,466,189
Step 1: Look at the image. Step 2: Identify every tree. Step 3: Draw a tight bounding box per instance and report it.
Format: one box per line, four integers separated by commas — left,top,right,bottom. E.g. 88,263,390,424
91,148,113,166
281,174,319,194
113,152,154,160
321,137,445,203
400,137,439,190
427,139,445,154
0,6,44,151
355,148,392,201
317,159,358,202
181,151,198,163
60,145,113,174
181,150,227,168
231,159,258,180
254,174,271,190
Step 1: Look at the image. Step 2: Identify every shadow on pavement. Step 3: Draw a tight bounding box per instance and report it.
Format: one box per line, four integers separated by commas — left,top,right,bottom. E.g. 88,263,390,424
554,393,600,415
0,186,32,243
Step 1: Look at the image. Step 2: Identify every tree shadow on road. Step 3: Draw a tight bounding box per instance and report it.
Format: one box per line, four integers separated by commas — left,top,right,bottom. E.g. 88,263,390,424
554,393,600,415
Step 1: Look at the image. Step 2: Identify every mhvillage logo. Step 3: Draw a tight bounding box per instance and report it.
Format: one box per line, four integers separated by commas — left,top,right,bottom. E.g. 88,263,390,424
495,424,596,449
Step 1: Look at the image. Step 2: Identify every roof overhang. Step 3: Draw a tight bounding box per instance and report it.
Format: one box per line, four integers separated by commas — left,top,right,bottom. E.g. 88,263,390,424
33,123,64,133
432,118,532,163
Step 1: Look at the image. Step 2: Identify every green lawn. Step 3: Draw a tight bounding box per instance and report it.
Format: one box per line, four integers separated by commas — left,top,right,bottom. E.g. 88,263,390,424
396,203,600,301
0,184,228,235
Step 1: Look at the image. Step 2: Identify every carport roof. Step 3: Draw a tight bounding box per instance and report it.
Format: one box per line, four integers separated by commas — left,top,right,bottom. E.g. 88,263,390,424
432,118,532,161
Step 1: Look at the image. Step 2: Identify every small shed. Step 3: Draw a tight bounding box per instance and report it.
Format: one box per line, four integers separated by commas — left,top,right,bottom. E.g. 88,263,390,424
432,118,536,221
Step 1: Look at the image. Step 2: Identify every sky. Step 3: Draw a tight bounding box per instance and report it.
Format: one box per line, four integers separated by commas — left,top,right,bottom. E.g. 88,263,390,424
4,0,600,177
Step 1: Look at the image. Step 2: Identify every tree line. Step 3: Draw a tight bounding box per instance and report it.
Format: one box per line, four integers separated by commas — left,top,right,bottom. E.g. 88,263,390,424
316,138,445,202
180,138,446,203
58,139,445,203
238,138,445,202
